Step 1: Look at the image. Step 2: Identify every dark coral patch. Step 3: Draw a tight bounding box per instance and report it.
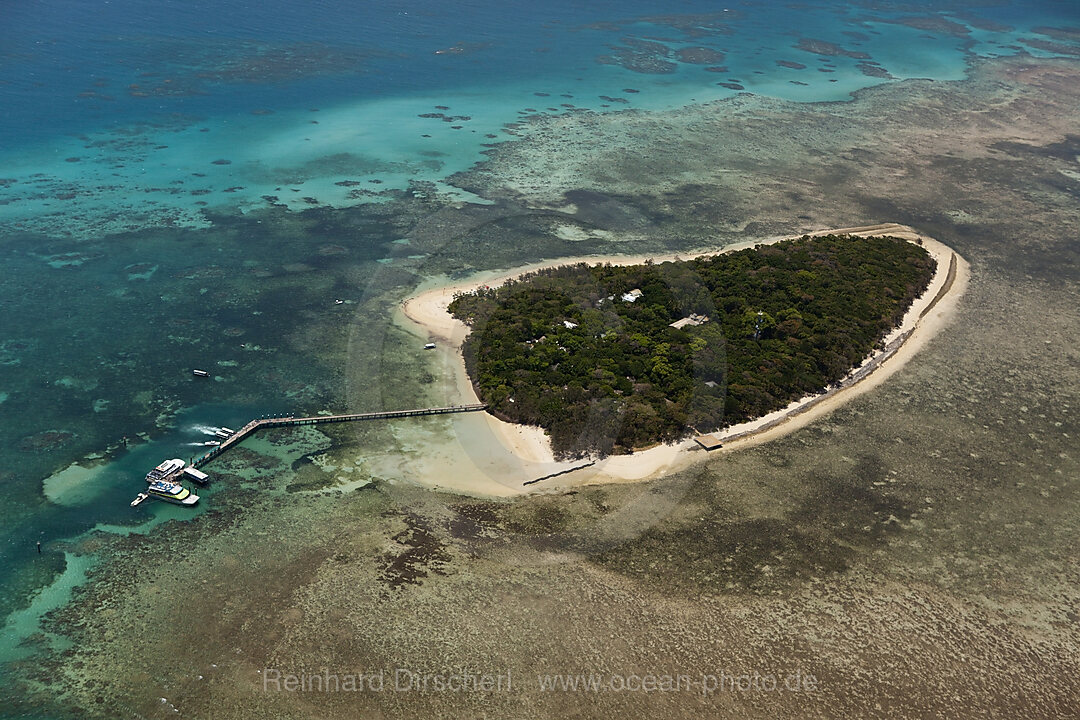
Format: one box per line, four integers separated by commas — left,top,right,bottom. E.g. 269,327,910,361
674,46,725,64
18,430,77,453
856,62,893,79
795,38,871,59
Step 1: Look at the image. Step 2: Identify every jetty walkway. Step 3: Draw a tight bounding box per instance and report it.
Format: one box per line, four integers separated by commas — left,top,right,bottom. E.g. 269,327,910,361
191,404,487,469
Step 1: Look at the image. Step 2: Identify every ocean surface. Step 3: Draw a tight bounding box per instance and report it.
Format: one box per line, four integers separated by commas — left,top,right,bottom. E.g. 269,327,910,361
1,0,1077,716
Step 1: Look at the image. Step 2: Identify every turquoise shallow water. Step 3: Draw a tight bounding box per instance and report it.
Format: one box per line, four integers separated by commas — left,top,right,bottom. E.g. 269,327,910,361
1,0,1078,714
2,1,1076,237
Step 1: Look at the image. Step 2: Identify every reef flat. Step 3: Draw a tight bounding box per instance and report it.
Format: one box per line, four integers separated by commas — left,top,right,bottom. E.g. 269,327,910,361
12,53,1077,719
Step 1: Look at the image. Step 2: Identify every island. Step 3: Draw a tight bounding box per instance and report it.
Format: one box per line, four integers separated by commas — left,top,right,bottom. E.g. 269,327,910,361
447,231,938,459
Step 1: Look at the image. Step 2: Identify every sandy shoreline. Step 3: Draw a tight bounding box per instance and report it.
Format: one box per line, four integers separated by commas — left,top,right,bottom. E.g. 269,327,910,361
397,223,969,495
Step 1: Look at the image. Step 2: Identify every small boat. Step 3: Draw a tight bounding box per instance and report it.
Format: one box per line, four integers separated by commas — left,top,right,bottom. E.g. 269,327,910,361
213,429,232,440
130,492,149,507
146,479,199,506
201,440,221,447
192,369,210,378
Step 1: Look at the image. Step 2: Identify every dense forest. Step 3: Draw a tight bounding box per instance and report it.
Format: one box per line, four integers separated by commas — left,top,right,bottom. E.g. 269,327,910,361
449,234,936,459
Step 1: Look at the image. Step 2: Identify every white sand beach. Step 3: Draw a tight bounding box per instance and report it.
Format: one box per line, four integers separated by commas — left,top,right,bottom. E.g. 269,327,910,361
397,223,969,495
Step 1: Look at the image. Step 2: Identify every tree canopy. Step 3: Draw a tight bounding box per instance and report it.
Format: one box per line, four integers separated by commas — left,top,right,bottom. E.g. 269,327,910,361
449,234,935,459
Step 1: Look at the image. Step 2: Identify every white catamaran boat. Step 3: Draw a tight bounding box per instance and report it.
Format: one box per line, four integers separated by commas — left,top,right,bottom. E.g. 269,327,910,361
146,478,199,506
145,458,185,483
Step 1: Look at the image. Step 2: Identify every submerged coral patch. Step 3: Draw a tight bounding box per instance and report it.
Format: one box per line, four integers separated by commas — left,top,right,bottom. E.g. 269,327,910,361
596,37,679,74
674,46,725,64
19,430,77,453
856,62,893,79
794,38,871,59
124,263,158,280
0,339,34,366
1021,37,1080,57
34,251,105,268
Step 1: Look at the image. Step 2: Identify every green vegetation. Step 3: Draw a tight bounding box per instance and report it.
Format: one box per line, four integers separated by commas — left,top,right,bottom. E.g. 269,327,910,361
449,235,935,458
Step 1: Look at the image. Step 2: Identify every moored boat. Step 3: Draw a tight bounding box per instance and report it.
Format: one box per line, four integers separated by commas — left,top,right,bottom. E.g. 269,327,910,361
145,458,185,484
146,479,199,505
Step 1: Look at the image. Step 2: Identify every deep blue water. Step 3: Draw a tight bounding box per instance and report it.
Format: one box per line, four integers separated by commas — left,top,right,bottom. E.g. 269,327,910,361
0,0,1078,715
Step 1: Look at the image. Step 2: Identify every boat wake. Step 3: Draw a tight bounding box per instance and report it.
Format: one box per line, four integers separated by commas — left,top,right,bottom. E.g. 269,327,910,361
188,424,224,436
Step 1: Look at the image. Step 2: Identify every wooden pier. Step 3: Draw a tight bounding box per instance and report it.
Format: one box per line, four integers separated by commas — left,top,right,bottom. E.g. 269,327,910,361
190,404,487,469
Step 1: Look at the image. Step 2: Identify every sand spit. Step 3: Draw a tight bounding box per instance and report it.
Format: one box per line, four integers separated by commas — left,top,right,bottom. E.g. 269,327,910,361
399,223,968,494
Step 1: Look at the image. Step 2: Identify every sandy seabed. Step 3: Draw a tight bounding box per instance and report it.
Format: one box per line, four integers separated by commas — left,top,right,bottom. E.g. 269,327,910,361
397,222,968,496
